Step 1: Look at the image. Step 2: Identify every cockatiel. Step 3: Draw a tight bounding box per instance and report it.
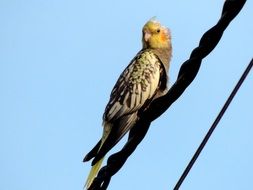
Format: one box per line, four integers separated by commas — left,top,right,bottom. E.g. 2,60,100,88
83,18,172,189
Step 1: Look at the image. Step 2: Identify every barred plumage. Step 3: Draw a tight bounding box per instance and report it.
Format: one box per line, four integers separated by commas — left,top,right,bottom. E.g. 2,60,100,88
105,50,161,121
84,18,172,189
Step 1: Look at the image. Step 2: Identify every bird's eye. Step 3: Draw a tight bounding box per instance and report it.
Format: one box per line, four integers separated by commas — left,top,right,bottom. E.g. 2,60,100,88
156,29,160,33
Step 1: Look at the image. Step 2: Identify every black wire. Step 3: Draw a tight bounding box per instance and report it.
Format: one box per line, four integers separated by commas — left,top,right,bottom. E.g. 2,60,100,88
87,0,247,189
173,58,253,190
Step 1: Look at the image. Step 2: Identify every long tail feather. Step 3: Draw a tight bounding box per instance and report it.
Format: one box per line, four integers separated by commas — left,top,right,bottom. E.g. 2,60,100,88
84,122,111,189
85,157,104,189
83,140,101,162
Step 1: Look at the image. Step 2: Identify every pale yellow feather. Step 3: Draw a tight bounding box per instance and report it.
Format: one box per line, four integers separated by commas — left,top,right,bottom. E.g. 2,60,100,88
84,122,111,189
85,157,104,189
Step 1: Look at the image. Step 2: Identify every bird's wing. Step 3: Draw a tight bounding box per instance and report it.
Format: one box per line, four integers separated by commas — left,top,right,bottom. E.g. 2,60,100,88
92,51,163,164
104,51,161,122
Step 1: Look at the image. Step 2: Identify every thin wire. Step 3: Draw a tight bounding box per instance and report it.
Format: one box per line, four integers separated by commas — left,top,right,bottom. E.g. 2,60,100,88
86,0,247,189
174,58,253,190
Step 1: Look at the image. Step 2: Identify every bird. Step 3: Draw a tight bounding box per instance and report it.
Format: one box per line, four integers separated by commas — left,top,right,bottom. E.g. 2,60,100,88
83,18,172,189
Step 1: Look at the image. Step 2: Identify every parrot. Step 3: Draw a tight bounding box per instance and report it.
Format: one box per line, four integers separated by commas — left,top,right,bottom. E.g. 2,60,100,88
83,18,172,189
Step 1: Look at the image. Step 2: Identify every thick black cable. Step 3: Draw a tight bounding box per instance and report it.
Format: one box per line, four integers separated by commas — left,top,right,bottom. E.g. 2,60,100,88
87,0,247,189
174,58,253,190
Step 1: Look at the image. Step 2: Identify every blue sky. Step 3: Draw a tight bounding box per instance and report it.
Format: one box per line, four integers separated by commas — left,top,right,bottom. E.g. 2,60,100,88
1,0,252,190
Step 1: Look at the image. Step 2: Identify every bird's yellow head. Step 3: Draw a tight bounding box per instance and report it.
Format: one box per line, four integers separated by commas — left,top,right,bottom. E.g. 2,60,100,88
142,18,171,49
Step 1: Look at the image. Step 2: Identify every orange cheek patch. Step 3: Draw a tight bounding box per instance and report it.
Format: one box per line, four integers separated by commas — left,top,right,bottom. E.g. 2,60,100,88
160,32,167,42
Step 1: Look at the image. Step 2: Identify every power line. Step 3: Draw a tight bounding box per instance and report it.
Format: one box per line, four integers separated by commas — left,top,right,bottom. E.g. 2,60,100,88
86,0,247,189
174,58,253,190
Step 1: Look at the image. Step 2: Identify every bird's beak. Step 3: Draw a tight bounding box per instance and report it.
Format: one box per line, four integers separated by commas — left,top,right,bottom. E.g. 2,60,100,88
144,31,151,42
